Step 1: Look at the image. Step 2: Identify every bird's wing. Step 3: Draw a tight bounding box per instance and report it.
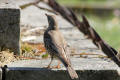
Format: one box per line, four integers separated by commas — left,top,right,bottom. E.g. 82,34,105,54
48,30,71,66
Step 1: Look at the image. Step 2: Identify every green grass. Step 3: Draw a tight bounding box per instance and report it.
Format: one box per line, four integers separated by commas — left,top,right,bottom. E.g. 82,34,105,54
80,14,120,50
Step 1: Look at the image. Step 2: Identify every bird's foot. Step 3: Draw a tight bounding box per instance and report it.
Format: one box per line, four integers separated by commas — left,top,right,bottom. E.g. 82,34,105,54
52,65,61,69
44,65,60,69
52,61,61,69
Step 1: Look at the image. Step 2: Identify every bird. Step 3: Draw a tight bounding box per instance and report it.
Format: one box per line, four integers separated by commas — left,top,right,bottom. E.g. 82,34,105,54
44,14,79,80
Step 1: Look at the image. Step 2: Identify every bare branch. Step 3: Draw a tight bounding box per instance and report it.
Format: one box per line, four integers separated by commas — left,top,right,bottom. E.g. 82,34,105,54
46,0,120,67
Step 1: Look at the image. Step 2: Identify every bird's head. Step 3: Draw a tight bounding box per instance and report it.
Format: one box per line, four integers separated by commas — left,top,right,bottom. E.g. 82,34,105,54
45,14,58,30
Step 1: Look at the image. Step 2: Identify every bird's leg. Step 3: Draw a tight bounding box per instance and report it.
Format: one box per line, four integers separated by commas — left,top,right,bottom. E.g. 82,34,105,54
52,60,61,69
47,56,53,68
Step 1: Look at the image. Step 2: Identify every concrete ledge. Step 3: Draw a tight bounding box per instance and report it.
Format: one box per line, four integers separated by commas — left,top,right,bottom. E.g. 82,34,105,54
5,58,120,80
4,67,120,80
6,67,71,80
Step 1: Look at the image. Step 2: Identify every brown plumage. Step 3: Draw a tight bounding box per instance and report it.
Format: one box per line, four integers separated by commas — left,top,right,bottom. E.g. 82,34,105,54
44,14,79,80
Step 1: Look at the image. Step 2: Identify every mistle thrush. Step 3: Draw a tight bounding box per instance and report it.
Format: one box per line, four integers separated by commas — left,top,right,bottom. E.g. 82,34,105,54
44,14,79,80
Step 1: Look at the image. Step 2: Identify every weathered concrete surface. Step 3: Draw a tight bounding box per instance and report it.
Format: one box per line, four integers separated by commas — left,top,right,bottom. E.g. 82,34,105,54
21,4,104,55
6,58,120,80
0,3,20,54
20,3,104,56
0,0,38,7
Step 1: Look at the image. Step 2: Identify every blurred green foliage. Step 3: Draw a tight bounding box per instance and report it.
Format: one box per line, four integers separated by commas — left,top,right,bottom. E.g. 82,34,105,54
78,14,120,50
57,0,120,50
57,0,120,8
81,0,107,1
57,0,106,4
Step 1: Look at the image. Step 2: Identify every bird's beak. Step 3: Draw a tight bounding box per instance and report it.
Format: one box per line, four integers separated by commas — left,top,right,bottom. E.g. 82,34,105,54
45,14,49,21
45,13,50,17
45,14,50,20
45,13,48,16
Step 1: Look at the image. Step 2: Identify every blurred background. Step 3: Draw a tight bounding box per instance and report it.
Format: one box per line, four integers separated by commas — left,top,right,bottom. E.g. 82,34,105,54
57,0,120,50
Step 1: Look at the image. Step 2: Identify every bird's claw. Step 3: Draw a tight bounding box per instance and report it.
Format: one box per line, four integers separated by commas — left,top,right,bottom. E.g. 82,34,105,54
52,65,61,69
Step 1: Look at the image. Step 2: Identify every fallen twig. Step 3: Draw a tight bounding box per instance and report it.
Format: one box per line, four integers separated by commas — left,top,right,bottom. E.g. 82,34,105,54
71,53,104,56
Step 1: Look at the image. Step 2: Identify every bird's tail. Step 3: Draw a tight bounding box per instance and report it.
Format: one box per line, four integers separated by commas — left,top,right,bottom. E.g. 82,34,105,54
66,66,79,80
58,55,79,80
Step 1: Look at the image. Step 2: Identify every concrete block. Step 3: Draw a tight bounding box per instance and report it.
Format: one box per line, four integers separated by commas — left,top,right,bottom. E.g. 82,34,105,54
4,67,120,80
0,2,20,54
6,58,120,80
5,67,71,80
